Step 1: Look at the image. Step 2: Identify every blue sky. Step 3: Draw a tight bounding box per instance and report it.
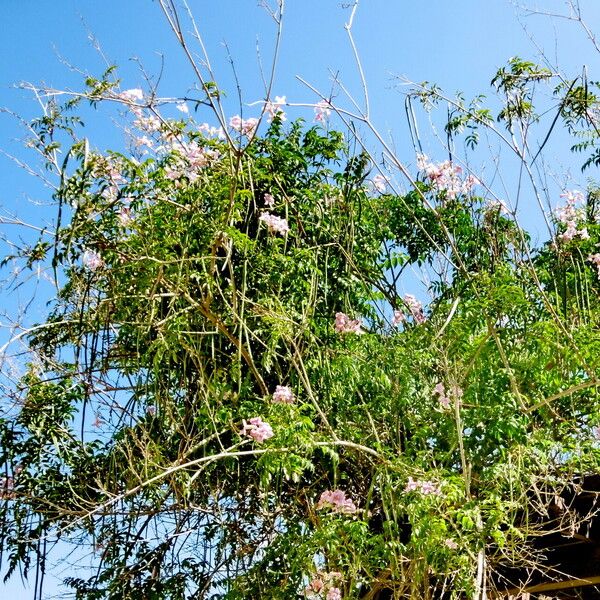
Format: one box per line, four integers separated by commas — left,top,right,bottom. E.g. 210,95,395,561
1,1,600,597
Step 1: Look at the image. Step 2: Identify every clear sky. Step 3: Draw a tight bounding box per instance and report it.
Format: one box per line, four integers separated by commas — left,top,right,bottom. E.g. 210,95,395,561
1,1,600,597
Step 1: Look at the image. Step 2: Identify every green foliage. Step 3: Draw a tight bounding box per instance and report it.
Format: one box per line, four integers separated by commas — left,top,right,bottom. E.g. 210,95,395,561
1,58,600,599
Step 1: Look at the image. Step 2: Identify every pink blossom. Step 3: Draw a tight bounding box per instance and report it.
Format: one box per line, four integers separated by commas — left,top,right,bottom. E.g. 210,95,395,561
264,95,287,122
134,114,161,133
334,312,363,334
392,310,405,326
83,250,103,271
240,417,274,443
434,383,463,410
229,115,243,130
486,198,509,214
134,135,154,149
176,102,189,114
314,100,332,123
433,382,451,410
405,476,441,496
445,539,458,550
118,206,133,227
403,294,426,324
371,174,388,193
588,253,600,277
305,573,343,599
416,153,478,199
556,190,589,242
119,88,144,102
229,115,259,137
272,385,294,404
259,212,290,235
264,193,275,207
305,578,325,595
316,489,357,514
0,476,15,500
198,123,225,138
404,476,420,492
164,166,183,181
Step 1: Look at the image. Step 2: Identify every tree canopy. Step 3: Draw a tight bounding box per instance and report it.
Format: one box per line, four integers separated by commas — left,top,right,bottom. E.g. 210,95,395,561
1,5,600,599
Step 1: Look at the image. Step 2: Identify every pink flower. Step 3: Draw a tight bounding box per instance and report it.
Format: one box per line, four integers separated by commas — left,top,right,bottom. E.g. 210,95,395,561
334,312,363,334
134,135,154,148
198,123,225,138
326,589,342,600
404,294,426,324
556,190,589,242
316,489,357,514
259,212,290,235
445,539,458,550
133,114,161,133
240,417,274,443
588,253,600,277
118,206,133,227
314,100,332,123
265,95,287,122
416,153,477,198
119,88,144,102
404,476,420,492
371,174,388,193
486,198,509,214
392,310,405,326
433,382,451,410
229,115,259,137
83,250,103,271
272,385,294,404
0,476,15,500
405,476,441,496
229,115,243,130
305,578,325,595
176,102,189,114
264,193,275,207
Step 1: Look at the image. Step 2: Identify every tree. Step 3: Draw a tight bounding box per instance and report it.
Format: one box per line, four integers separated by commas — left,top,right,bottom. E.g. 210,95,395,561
1,2,600,599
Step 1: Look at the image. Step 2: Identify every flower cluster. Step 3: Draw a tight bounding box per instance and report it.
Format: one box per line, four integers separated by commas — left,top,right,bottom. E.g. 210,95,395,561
163,141,219,182
117,88,144,103
416,153,478,199
588,252,600,278
556,190,589,242
264,95,287,122
134,113,161,133
334,312,363,334
433,382,463,410
405,476,442,496
393,294,426,325
305,572,343,600
314,100,332,123
272,385,295,404
198,122,225,138
0,476,15,500
240,417,274,443
118,206,133,227
371,174,388,193
83,250,104,271
316,489,358,514
264,193,275,207
259,212,290,235
229,115,259,137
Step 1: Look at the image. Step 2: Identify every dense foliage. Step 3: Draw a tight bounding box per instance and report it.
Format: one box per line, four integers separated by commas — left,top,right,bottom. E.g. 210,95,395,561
1,51,600,599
